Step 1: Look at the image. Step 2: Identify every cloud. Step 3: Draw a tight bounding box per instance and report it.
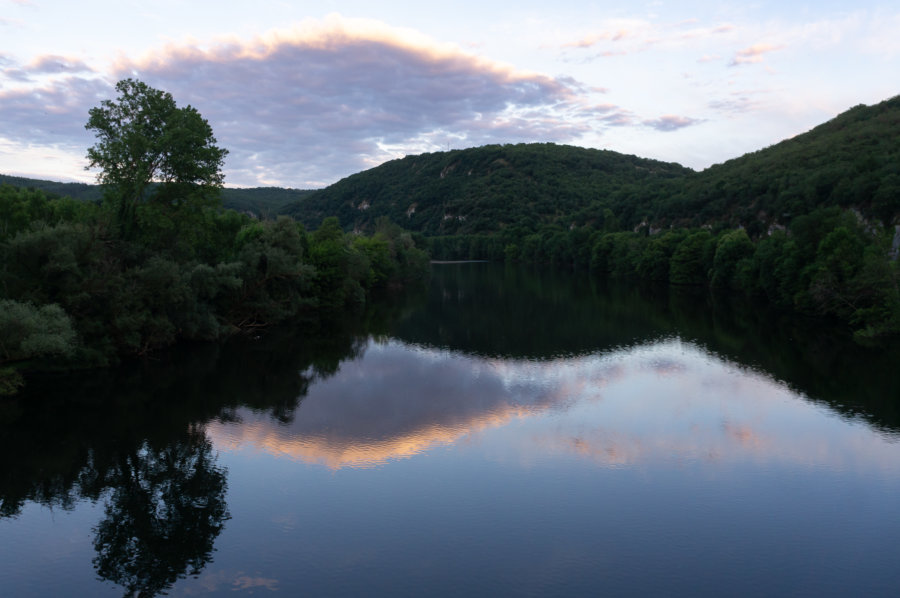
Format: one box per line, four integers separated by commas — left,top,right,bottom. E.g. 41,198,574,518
0,76,111,146
708,89,771,115
2,54,95,83
729,43,785,66
208,336,900,474
561,19,738,58
642,114,702,132
208,341,586,468
0,18,590,187
563,29,632,49
100,17,589,186
0,16,702,186
27,55,94,75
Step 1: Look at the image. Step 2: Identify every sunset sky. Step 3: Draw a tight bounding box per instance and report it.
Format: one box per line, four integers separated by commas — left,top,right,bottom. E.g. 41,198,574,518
1,0,898,187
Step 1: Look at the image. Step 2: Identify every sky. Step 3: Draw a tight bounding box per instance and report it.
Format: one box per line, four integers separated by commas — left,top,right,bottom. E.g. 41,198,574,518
1,1,898,188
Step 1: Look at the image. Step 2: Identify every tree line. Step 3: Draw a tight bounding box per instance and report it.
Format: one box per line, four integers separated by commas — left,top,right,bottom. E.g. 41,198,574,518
0,80,428,395
427,205,900,341
281,96,900,239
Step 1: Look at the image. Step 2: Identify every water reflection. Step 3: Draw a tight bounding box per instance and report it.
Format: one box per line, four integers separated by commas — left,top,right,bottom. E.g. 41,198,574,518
90,428,228,597
394,263,900,434
208,338,900,473
2,263,899,597
0,312,386,596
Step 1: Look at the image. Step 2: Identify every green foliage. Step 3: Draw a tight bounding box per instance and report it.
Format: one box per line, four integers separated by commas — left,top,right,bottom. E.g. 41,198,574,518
0,174,103,202
0,183,429,394
5,93,900,397
282,143,689,236
657,96,900,230
0,300,77,363
0,174,315,218
636,230,686,282
670,231,713,285
285,97,900,268
711,229,755,289
220,187,316,218
0,184,98,241
85,79,228,239
225,216,317,326
0,367,24,396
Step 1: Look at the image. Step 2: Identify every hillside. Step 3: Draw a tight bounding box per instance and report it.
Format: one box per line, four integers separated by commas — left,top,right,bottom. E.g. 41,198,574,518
220,186,317,217
282,96,900,236
653,95,900,233
5,95,898,236
0,174,314,218
0,174,102,202
3,95,899,340
281,143,691,235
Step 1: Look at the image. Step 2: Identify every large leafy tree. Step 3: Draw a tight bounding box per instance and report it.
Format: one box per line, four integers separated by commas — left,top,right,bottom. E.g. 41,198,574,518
85,79,228,239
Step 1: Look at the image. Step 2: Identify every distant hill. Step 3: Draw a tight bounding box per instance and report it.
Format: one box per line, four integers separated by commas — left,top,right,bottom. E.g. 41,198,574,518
219,186,317,217
4,96,899,339
280,143,691,235
0,174,315,218
654,95,900,234
6,95,899,235
0,174,103,202
282,96,900,235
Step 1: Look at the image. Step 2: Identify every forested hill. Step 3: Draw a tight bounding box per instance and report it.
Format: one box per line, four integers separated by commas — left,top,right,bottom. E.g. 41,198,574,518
5,95,898,234
655,95,900,233
282,96,900,235
0,175,102,202
280,143,692,235
219,186,317,217
0,174,314,218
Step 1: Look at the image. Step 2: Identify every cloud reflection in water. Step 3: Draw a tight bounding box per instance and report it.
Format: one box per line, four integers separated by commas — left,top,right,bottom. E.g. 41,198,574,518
208,338,900,473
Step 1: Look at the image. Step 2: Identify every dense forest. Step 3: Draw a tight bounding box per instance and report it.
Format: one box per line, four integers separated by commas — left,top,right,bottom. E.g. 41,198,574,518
279,96,900,340
4,89,900,388
281,143,691,235
0,80,429,395
281,96,900,235
0,174,315,219
0,184,428,396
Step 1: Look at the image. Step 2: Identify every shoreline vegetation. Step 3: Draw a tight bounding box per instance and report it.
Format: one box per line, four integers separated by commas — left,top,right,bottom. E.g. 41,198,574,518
290,95,900,343
2,82,899,394
0,80,429,395
0,182,430,396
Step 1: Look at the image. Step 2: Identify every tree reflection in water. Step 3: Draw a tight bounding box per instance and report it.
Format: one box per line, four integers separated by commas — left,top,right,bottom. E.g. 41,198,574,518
3,266,899,596
89,427,228,597
1,308,390,596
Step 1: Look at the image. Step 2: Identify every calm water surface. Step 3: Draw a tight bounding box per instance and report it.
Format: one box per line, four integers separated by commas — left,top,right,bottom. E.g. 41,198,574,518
2,263,899,596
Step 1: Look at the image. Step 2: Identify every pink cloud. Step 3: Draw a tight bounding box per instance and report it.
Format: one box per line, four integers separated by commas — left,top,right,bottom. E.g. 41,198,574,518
100,21,589,185
730,43,786,66
0,18,700,186
562,29,632,49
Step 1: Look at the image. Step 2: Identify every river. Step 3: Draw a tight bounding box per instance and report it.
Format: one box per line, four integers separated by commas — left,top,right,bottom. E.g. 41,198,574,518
1,262,899,596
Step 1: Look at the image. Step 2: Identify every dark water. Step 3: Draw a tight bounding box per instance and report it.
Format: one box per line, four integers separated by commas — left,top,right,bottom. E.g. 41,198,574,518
2,263,899,597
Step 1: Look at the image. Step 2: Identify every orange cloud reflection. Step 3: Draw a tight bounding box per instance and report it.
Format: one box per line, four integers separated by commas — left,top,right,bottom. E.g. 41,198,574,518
206,340,900,475
210,404,534,469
